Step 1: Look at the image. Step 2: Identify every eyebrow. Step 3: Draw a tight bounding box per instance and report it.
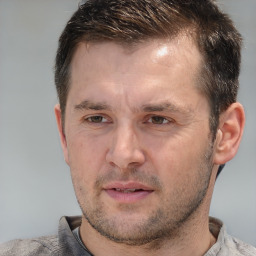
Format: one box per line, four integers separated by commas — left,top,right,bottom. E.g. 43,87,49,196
74,100,112,111
142,102,191,115
74,100,191,115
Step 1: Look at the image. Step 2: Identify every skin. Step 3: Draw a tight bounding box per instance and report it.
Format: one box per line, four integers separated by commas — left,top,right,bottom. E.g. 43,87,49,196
55,36,245,256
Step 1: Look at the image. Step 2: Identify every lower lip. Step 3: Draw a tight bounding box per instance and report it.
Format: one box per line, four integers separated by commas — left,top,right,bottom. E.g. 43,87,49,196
105,189,153,203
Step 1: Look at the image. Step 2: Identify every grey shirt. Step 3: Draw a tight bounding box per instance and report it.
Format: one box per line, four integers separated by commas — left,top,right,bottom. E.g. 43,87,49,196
0,216,255,256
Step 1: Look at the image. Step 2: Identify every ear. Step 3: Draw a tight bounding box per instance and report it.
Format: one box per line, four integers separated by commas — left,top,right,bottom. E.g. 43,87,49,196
213,102,245,165
54,104,70,165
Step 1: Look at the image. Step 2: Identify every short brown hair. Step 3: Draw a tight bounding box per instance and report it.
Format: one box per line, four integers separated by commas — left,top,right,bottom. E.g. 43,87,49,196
55,0,242,135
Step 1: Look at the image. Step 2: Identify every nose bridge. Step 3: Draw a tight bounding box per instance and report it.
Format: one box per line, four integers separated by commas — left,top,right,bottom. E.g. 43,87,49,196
106,121,145,168
119,120,135,146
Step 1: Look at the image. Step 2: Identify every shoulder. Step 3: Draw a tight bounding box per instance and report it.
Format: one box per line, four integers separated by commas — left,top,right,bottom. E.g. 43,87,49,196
207,217,256,256
0,235,58,256
225,235,256,256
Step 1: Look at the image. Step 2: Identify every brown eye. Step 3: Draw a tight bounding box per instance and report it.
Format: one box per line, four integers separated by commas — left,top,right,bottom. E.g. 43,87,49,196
87,116,104,123
150,116,168,124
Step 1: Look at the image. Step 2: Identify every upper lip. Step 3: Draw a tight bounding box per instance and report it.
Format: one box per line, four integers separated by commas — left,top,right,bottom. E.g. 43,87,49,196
103,182,154,191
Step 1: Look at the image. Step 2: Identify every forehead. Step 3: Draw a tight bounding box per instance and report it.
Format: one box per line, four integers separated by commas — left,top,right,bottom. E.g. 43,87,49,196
71,35,202,76
68,36,204,111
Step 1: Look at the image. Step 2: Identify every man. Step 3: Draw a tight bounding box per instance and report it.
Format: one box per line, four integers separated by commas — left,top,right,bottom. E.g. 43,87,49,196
1,0,255,255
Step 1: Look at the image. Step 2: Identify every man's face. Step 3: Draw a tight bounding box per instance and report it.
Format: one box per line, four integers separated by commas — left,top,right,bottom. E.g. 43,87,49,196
58,37,216,245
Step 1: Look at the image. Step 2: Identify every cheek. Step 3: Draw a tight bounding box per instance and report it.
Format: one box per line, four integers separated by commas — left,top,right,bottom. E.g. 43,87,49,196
145,134,207,180
67,133,108,180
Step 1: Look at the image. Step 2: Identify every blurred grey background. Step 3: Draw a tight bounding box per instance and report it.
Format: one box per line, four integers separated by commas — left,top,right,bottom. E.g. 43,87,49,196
0,0,255,246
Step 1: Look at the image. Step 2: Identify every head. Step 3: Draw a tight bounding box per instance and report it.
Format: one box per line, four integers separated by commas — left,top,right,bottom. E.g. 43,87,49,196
55,0,242,137
54,0,244,248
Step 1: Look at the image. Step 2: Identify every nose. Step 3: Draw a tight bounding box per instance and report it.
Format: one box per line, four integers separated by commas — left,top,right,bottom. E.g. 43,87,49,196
106,124,146,169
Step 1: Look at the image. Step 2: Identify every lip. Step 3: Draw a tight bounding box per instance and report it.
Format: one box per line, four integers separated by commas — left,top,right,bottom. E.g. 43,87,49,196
103,182,154,203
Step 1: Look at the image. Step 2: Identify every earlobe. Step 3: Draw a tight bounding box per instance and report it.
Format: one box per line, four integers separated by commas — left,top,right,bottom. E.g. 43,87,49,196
213,102,245,165
54,104,69,165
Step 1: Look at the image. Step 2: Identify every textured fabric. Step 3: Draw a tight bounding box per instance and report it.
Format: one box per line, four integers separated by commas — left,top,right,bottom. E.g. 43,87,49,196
72,227,90,252
0,216,91,256
0,216,255,256
206,218,256,256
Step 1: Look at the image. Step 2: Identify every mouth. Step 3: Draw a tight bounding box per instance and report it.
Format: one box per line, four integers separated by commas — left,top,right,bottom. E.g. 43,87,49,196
103,182,154,203
113,188,145,193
